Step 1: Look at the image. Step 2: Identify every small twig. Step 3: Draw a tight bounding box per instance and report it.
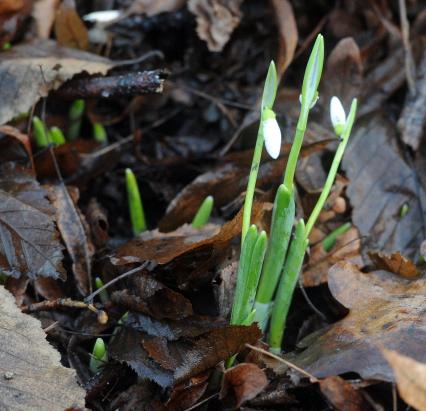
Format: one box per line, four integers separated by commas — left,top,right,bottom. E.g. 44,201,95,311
245,343,319,383
54,70,168,100
22,298,108,324
84,262,151,304
183,392,219,411
43,321,59,333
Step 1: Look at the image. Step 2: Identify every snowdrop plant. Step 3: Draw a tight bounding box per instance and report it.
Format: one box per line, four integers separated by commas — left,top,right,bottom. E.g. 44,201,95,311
90,338,108,374
125,168,147,235
192,196,214,228
230,33,358,355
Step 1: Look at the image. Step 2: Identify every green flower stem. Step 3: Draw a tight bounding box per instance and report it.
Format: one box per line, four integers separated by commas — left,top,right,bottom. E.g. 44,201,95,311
230,225,258,325
241,61,278,242
192,195,214,228
93,123,107,143
95,277,109,304
48,127,66,146
254,184,295,331
268,220,308,353
89,338,108,374
32,116,49,148
322,222,351,252
305,99,357,238
67,99,85,140
125,168,147,235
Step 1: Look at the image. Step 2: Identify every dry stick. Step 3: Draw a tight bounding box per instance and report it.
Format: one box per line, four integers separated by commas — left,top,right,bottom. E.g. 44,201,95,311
84,261,151,304
398,0,416,95
245,344,318,383
54,70,169,100
22,298,108,324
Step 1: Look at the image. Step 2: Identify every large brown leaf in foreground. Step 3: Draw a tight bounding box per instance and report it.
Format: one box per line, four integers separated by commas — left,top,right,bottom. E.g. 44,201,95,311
110,323,261,388
0,40,112,125
0,133,65,280
289,262,426,381
0,286,85,410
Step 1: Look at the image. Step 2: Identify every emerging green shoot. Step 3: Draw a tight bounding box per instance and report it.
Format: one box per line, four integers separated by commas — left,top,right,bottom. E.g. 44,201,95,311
89,338,108,374
48,127,66,146
125,168,147,235
400,203,409,218
322,222,351,252
32,116,49,148
2,42,11,50
67,99,85,140
93,123,108,143
192,196,214,228
95,277,109,304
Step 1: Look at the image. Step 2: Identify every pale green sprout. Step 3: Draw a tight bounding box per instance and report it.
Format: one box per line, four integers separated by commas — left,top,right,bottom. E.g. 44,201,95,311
32,116,49,148
67,99,85,140
48,127,66,146
95,277,109,304
89,338,108,374
125,168,147,235
192,196,214,228
400,203,409,218
93,123,108,143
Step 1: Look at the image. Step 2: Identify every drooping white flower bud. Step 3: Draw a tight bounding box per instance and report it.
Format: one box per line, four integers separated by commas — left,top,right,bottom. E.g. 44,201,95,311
330,96,347,136
262,108,281,159
83,10,122,23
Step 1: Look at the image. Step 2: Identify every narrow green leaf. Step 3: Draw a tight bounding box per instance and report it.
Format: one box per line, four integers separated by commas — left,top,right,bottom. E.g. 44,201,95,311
32,116,49,148
94,277,109,304
67,99,85,140
254,185,295,330
125,168,147,235
230,225,258,325
48,127,66,146
269,219,308,353
322,222,351,252
93,123,107,143
192,195,214,228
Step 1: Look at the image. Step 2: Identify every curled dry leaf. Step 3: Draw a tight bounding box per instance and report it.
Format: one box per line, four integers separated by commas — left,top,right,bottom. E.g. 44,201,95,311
319,376,368,411
289,261,426,381
220,363,268,409
110,323,261,388
271,0,298,75
382,348,426,411
0,134,65,281
0,40,112,125
368,250,420,279
303,227,363,287
0,286,86,411
188,0,243,52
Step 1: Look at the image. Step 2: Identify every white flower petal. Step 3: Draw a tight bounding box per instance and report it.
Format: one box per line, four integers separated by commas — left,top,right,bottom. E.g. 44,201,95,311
263,117,281,159
330,96,346,134
83,10,122,23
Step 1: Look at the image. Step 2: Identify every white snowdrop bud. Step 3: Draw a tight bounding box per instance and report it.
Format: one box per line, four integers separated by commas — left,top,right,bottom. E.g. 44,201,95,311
83,10,122,23
330,96,347,136
262,108,281,159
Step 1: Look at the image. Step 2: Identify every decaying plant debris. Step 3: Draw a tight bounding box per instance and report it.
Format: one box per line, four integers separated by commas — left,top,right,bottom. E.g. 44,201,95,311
0,1,425,410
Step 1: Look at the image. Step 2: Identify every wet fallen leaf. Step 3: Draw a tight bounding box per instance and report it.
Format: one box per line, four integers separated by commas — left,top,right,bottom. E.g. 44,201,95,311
303,227,363,287
47,184,94,295
110,381,165,411
220,363,268,409
111,272,193,320
342,115,426,257
0,286,85,410
319,376,368,411
54,0,88,50
110,323,261,387
288,261,426,381
188,0,243,52
0,0,24,14
382,348,426,411
272,0,298,75
34,276,65,300
0,40,112,125
0,134,65,280
369,250,420,278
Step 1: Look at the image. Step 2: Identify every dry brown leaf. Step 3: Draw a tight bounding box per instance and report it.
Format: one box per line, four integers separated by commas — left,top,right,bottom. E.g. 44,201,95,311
271,0,298,76
129,0,187,16
0,40,112,125
220,363,268,408
54,1,88,50
289,261,426,381
188,0,243,52
0,286,86,410
369,250,420,278
382,348,426,411
319,376,368,411
32,0,60,39
303,227,363,287
0,0,24,14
